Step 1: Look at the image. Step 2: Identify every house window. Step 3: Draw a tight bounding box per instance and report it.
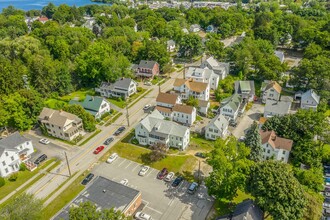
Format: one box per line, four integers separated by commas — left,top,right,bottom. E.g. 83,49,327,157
281,157,284,161
11,156,14,161
2,161,5,166
52,125,54,127
5,152,8,156
263,149,265,152
282,150,286,155
269,94,274,97
5,168,8,173
267,150,270,153
209,128,213,132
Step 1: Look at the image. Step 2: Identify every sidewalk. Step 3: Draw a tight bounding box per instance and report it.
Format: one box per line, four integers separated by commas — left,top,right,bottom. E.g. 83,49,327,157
0,161,56,205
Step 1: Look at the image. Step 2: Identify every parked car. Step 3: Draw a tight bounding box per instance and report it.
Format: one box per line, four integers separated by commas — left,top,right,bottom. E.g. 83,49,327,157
93,146,105,154
164,172,175,182
139,166,150,176
325,177,330,183
81,173,94,185
238,136,246,142
104,137,114,145
34,154,47,165
114,126,125,136
107,153,118,163
135,212,152,220
120,179,128,186
39,138,50,145
157,168,168,180
195,152,206,158
172,176,184,187
187,182,199,194
143,104,151,111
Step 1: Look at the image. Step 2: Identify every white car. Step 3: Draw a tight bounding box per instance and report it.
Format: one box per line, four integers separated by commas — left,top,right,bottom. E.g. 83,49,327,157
138,166,150,176
107,153,118,163
135,211,152,220
164,172,175,182
143,104,151,111
120,179,128,186
39,139,50,145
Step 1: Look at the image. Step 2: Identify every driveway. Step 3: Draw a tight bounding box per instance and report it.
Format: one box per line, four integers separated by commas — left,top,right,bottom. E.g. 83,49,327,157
92,157,214,220
231,103,264,138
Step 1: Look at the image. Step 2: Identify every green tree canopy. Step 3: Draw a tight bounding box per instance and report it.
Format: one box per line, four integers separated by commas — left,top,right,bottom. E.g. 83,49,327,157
63,104,96,132
244,122,263,162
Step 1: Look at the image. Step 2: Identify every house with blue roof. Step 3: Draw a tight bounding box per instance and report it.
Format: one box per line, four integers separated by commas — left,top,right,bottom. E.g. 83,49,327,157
69,95,111,119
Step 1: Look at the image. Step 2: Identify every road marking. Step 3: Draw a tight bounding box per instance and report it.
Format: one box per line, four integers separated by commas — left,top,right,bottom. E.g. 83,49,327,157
168,198,175,206
146,169,155,177
132,164,139,172
145,206,163,215
125,161,132,169
118,159,126,167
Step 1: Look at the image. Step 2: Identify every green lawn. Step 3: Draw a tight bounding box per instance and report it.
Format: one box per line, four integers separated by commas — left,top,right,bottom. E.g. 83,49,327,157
44,99,68,110
59,89,95,102
107,98,126,108
0,158,58,201
107,88,147,109
103,142,197,173
41,173,85,219
190,134,215,152
105,112,123,126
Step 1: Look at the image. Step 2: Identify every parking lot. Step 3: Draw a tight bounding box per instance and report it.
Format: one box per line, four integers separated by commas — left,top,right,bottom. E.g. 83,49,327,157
92,157,214,220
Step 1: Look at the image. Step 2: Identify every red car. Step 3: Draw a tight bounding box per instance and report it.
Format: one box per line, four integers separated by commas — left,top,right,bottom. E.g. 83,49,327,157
93,146,105,154
157,168,168,180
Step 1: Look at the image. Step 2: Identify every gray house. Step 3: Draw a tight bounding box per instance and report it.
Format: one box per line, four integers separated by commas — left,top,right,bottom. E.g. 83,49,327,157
234,81,255,102
201,56,229,80
264,99,291,118
217,199,263,220
96,78,137,99
301,89,320,111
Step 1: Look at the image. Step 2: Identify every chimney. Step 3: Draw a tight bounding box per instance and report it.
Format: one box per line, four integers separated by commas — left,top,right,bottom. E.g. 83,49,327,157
271,135,276,141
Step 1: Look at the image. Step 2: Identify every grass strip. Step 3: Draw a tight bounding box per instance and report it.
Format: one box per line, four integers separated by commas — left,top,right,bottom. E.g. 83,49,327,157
105,112,123,127
128,89,152,108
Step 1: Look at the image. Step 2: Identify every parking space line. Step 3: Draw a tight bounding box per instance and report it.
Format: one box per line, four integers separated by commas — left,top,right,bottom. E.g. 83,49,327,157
145,206,163,215
146,169,155,177
118,159,126,167
125,161,133,169
132,164,140,172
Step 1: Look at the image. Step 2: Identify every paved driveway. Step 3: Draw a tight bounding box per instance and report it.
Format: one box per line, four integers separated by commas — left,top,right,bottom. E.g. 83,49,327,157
92,157,214,220
231,103,264,138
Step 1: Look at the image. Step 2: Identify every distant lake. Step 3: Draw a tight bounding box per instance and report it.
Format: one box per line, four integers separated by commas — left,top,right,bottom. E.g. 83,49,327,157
0,0,110,11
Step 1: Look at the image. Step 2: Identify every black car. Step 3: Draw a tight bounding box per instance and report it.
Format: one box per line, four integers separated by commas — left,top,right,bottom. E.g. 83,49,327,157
171,176,184,187
195,152,206,158
104,137,114,145
81,173,94,185
114,126,126,136
34,154,47,165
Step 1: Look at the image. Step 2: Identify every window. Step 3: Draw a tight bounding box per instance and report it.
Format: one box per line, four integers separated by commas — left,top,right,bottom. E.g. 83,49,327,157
282,150,286,155
5,168,8,173
281,157,284,161
267,150,270,153
5,152,8,156
52,125,54,127
2,161,5,166
11,156,14,161
269,94,274,97
263,149,265,152
209,128,213,132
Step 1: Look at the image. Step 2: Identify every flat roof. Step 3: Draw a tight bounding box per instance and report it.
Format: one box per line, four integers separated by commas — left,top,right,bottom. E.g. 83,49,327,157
54,176,140,220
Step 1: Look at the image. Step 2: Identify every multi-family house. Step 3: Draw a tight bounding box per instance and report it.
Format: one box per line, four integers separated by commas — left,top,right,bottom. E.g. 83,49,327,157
264,99,291,118
260,130,293,163
69,95,110,119
167,40,176,52
96,78,137,99
0,132,34,177
200,57,229,80
219,93,243,122
300,89,320,111
38,108,84,141
204,114,229,140
261,80,282,103
234,81,255,102
133,60,159,78
135,110,190,150
155,93,196,126
173,79,210,101
186,67,219,90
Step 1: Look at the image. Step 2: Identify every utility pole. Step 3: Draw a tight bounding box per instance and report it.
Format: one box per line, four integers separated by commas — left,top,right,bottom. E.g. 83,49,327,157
125,100,130,127
64,151,71,177
183,63,186,79
197,160,201,184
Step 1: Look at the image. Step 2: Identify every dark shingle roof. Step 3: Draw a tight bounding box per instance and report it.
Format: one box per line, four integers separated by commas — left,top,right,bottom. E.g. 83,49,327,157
0,132,30,150
138,60,157,69
217,199,264,220
112,78,134,89
69,95,106,116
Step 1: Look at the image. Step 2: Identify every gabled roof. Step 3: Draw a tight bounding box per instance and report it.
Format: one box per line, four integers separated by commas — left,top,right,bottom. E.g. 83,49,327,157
264,100,291,115
235,81,255,95
70,96,106,116
186,67,217,81
155,106,172,114
173,78,186,87
221,93,242,112
207,114,228,131
260,130,293,151
202,57,229,73
173,79,208,93
275,50,285,62
0,132,30,154
217,199,263,220
138,60,158,69
302,89,320,104
172,104,194,114
199,100,209,108
156,92,178,105
261,80,282,94
38,107,81,127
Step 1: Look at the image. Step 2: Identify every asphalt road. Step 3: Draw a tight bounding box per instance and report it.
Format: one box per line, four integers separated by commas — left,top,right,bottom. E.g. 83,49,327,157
93,157,214,220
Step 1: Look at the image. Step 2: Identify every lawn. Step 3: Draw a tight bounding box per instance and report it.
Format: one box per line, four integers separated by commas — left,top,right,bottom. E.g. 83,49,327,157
190,134,215,152
44,99,68,110
103,142,197,174
0,158,57,201
107,98,126,108
59,89,95,102
41,173,85,219
107,88,147,109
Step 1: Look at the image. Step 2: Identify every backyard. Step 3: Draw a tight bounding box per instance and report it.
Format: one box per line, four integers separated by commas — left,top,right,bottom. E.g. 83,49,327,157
107,87,147,109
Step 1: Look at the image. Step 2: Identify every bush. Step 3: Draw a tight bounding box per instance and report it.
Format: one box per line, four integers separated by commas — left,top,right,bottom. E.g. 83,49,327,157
19,163,27,171
0,177,5,187
137,87,143,92
8,173,18,182
131,138,139,145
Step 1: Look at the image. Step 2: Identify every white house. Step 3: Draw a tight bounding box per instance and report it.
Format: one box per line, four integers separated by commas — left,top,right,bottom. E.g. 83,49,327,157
234,81,255,102
0,132,34,177
264,99,291,118
260,130,293,163
198,100,210,115
173,79,210,101
167,40,176,52
190,24,201,32
69,95,110,119
261,80,282,103
135,110,190,150
38,108,84,141
172,104,196,126
200,57,229,80
204,114,229,140
96,78,137,99
300,89,320,111
186,67,219,90
156,92,181,109
219,93,243,122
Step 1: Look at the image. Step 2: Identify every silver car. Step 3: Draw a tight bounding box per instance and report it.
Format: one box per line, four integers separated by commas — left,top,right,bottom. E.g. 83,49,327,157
139,166,150,176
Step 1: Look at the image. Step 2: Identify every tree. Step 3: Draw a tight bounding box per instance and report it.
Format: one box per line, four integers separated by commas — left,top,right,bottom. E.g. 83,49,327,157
0,177,5,187
0,193,42,220
186,96,199,108
294,167,324,192
69,201,129,220
148,142,168,162
42,3,57,18
206,136,253,201
178,34,202,58
205,37,226,60
63,105,96,132
247,161,307,220
244,122,263,162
